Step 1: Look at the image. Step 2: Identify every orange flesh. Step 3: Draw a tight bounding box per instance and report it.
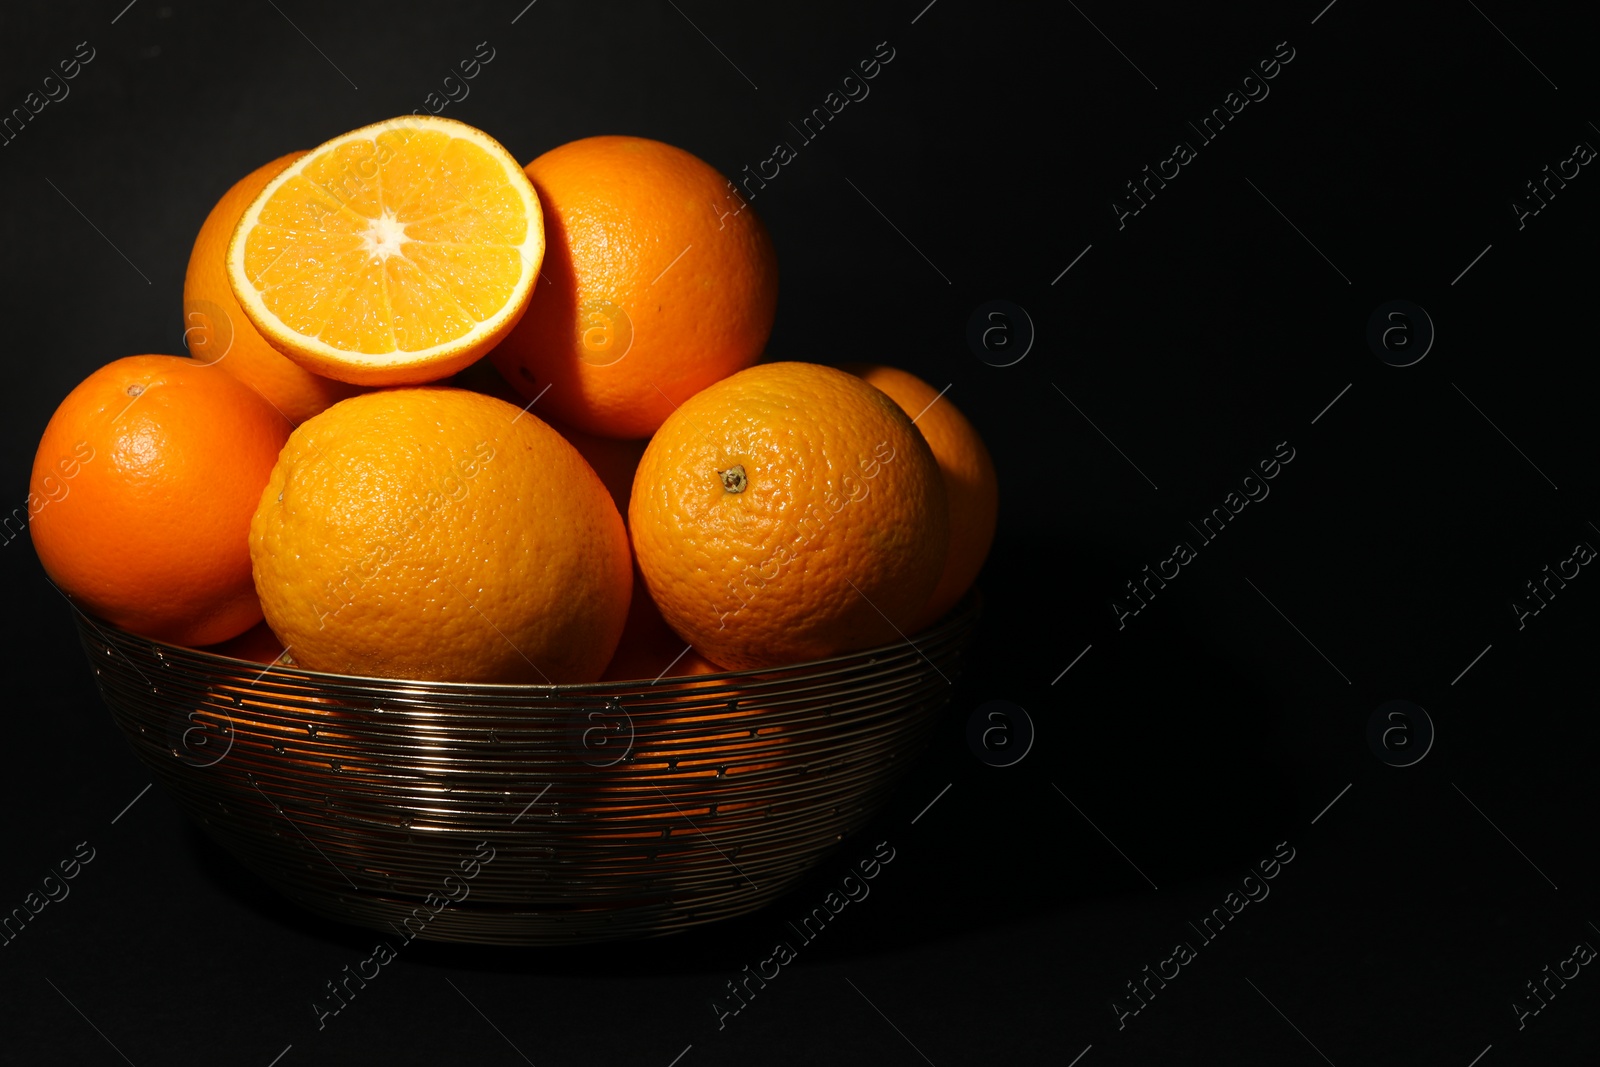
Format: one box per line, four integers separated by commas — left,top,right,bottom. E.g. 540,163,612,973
241,129,529,356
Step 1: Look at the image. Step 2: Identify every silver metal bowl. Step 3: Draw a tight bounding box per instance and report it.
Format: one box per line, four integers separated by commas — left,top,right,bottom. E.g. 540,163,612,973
74,594,979,945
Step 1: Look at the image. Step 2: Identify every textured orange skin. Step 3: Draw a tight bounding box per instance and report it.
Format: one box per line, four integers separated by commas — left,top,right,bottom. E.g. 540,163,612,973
183,152,366,424
601,570,726,682
450,359,648,523
449,363,678,679
554,422,647,519
490,136,778,439
629,362,948,671
521,401,725,682
842,364,998,627
250,387,633,683
559,423,725,682
30,355,292,646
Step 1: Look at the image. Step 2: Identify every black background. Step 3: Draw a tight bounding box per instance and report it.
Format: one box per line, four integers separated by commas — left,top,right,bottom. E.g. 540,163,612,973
3,1,1599,1064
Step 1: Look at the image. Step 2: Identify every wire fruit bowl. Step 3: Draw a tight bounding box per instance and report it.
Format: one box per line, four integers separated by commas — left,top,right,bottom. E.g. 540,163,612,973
74,594,979,945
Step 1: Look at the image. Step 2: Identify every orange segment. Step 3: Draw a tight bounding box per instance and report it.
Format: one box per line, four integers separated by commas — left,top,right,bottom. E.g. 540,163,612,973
376,129,451,216
402,243,525,320
227,116,544,386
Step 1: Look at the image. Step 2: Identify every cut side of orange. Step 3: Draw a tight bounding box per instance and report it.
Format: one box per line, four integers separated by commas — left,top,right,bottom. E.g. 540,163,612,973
227,116,544,385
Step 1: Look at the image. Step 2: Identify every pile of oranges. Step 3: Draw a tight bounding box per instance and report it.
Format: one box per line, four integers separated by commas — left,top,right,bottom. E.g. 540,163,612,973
29,116,997,684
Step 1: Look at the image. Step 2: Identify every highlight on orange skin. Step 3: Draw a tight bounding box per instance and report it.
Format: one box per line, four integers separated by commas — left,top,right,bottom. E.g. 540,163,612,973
29,354,291,647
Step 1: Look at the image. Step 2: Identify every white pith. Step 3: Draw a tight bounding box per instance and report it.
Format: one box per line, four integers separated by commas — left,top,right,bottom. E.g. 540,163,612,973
361,210,410,263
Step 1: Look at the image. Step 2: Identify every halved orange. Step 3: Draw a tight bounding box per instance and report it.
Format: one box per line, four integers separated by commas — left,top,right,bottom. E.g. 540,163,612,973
226,116,544,385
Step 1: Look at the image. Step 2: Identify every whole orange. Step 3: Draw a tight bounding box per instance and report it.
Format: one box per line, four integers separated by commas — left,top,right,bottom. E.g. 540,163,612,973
842,364,997,626
629,362,948,670
490,135,778,439
249,387,633,683
183,151,366,424
30,355,291,646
